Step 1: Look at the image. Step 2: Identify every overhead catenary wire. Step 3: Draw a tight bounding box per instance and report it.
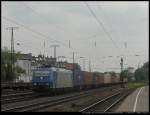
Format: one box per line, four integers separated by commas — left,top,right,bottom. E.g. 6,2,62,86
22,3,75,50
2,16,72,49
97,5,143,59
98,6,130,54
23,3,112,52
14,3,112,66
97,6,125,48
2,16,83,63
20,3,89,59
2,29,46,50
22,3,67,34
2,2,130,72
84,2,122,56
2,36,43,55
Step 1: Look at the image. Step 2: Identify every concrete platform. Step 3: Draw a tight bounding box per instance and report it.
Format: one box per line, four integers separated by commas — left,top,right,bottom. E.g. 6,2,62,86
116,86,149,113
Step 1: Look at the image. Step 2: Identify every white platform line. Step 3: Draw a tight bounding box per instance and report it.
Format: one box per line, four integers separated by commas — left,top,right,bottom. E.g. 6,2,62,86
133,87,144,112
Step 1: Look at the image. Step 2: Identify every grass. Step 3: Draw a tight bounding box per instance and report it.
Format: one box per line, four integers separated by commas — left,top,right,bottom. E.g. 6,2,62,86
127,81,149,88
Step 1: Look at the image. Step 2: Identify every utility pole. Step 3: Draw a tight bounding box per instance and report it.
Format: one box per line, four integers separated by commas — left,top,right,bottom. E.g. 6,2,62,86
73,52,75,64
120,57,124,88
43,41,45,59
72,52,75,82
6,27,18,78
51,44,59,61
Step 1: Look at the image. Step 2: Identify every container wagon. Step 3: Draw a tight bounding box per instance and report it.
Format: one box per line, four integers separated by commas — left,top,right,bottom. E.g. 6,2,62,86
115,74,121,84
73,69,84,90
64,63,83,90
111,75,116,85
92,72,104,88
104,73,111,86
82,71,93,89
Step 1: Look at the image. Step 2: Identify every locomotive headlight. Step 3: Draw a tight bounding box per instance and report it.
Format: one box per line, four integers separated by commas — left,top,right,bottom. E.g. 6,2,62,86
40,77,43,80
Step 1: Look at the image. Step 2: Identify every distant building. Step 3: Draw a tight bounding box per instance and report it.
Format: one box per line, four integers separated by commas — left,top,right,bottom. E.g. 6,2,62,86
32,55,56,67
15,59,32,83
14,53,58,82
14,52,82,82
20,53,32,60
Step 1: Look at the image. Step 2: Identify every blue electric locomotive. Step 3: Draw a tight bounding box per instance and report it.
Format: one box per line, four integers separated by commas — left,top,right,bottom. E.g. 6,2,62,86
32,67,73,93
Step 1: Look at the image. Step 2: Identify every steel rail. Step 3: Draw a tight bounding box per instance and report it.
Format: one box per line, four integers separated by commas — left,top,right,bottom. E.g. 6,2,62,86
80,88,134,113
104,89,133,112
2,86,121,112
79,91,122,112
2,92,87,112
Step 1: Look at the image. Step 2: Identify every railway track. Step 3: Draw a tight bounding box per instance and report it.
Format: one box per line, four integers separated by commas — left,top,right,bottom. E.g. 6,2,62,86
2,89,33,95
79,88,135,113
2,91,33,98
2,93,34,104
2,86,122,112
2,92,89,112
1,91,37,104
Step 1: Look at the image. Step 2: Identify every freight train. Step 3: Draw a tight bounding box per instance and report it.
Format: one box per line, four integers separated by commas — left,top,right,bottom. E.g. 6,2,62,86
32,64,128,93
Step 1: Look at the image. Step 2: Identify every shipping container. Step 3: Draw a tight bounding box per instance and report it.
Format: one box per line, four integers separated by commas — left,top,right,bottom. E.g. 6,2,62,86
82,71,93,87
92,72,104,87
104,73,111,84
109,72,117,84
92,72,98,86
64,63,81,70
98,73,104,85
111,75,116,83
115,74,120,83
72,69,84,88
64,63,74,70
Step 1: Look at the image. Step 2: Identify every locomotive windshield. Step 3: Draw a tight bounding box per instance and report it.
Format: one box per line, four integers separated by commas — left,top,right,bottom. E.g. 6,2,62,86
33,71,50,77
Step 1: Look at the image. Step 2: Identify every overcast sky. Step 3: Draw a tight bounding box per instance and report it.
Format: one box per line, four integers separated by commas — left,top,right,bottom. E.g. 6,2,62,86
2,1,149,72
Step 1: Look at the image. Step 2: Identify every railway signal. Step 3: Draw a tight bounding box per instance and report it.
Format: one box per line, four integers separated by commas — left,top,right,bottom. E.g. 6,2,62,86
120,57,124,88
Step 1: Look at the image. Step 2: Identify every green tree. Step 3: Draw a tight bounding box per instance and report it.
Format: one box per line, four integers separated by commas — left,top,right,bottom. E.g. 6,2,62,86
120,69,128,78
1,47,11,81
1,47,26,81
120,69,134,82
134,62,149,82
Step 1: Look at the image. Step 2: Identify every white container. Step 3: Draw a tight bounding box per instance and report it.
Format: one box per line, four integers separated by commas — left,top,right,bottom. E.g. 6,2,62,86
116,74,120,83
104,73,111,84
